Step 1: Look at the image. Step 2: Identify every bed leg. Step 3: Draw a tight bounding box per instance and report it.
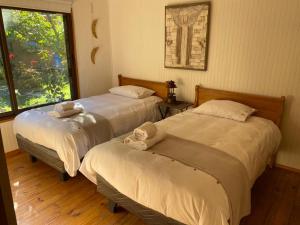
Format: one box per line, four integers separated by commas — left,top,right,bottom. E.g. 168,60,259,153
29,155,37,163
269,153,277,169
60,172,70,181
107,200,118,213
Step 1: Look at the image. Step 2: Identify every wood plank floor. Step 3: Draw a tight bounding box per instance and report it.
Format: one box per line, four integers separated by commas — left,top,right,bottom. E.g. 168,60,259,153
6,151,300,225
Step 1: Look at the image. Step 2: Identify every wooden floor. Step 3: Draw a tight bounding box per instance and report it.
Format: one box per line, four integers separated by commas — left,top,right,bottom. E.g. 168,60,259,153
6,151,300,225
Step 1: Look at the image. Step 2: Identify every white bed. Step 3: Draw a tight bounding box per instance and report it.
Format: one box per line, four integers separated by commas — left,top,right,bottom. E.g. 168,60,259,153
80,111,281,225
14,93,162,176
13,75,169,178
79,86,285,225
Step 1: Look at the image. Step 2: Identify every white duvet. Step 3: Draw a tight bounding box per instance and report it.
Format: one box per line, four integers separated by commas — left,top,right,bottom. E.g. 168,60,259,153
14,94,162,176
80,111,281,225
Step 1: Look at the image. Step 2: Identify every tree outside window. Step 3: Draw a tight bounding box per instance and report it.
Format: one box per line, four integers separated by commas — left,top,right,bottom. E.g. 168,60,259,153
0,8,75,114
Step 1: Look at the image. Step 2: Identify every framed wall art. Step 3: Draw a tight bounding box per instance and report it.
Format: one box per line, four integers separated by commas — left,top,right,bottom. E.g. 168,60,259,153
165,2,211,71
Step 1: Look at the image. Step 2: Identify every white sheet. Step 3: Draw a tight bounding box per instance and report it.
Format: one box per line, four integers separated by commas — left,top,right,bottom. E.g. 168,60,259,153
80,111,281,225
14,94,162,176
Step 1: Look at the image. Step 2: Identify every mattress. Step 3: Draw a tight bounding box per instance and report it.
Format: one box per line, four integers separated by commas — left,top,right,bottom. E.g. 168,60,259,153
80,111,281,225
14,93,162,176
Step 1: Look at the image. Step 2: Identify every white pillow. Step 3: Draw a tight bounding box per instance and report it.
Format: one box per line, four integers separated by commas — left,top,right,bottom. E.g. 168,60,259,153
193,100,256,122
109,85,155,99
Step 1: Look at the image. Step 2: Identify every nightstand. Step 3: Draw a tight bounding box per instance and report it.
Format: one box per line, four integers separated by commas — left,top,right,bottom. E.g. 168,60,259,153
158,101,193,119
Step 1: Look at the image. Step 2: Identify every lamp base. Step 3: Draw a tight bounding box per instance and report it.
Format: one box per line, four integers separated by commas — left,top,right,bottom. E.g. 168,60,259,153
167,95,176,104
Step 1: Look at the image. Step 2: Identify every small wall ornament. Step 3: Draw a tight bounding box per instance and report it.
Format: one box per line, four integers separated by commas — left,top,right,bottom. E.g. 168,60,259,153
91,19,99,39
91,47,99,64
90,2,100,64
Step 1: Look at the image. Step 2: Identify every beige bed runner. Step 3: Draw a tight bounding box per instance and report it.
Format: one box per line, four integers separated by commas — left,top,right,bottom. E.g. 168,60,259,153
148,135,251,225
64,112,113,149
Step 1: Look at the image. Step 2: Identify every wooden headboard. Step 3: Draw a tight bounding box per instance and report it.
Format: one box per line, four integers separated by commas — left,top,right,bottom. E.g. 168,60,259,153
194,86,285,127
118,74,169,101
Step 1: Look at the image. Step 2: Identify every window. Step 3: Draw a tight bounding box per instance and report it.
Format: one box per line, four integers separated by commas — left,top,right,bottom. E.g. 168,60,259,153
0,7,77,118
0,46,12,113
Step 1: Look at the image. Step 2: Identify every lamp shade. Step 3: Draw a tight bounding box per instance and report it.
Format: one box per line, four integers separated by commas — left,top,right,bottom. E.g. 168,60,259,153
167,80,177,89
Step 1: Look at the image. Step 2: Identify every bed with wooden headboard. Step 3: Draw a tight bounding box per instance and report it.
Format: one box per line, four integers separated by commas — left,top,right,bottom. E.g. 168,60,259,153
194,86,285,128
16,75,169,181
83,85,286,225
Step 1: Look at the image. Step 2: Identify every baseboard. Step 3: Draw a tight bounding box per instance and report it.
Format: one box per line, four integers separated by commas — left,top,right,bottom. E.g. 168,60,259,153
275,164,300,174
5,149,22,159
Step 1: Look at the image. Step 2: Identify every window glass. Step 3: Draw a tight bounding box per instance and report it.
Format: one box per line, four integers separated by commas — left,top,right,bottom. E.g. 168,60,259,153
0,48,12,113
2,9,71,109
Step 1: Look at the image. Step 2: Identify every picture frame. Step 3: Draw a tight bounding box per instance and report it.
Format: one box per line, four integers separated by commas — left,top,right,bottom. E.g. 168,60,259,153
165,2,211,71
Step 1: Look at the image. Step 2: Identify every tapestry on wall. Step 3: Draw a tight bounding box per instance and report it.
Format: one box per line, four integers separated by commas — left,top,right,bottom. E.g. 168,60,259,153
165,2,211,71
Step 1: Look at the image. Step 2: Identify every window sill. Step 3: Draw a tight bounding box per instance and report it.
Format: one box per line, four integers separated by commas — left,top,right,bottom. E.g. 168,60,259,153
0,114,16,123
0,99,78,123
0,102,55,123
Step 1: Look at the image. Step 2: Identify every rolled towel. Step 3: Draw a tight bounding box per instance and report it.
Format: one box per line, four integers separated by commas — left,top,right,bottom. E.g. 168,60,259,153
48,108,83,118
133,121,157,141
54,101,75,112
124,129,167,151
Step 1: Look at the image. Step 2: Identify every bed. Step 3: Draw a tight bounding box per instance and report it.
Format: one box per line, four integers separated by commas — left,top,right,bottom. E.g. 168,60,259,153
14,75,169,180
79,85,285,225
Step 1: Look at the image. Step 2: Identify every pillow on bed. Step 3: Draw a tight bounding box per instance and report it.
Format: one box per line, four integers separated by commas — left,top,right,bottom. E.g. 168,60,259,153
109,85,155,99
193,100,256,122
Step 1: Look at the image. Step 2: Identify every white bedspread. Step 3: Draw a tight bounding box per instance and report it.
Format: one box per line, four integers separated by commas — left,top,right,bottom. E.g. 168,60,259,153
14,94,162,176
80,111,281,225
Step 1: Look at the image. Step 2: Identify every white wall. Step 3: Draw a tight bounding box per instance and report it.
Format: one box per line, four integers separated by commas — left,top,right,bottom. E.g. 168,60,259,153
108,0,300,169
73,0,112,97
0,0,112,152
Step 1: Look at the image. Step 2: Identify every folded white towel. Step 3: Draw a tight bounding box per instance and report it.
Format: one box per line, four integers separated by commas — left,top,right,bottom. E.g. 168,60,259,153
133,121,157,141
48,108,83,118
54,101,75,112
124,129,167,151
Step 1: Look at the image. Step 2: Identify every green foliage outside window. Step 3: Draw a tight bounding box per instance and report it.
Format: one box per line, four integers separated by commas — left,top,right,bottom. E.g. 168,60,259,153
0,9,72,113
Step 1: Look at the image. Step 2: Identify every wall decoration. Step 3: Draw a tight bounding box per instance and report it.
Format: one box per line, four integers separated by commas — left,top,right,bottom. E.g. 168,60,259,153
165,2,211,71
90,2,100,64
91,19,99,39
91,47,99,64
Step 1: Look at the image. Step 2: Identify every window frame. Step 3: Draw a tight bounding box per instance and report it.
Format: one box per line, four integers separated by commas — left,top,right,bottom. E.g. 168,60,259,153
0,6,78,121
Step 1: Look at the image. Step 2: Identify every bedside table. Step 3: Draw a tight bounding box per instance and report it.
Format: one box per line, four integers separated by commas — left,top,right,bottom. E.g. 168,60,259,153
158,101,193,119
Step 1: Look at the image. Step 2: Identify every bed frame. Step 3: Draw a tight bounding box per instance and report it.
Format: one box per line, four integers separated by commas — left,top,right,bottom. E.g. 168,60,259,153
16,75,169,181
97,86,285,225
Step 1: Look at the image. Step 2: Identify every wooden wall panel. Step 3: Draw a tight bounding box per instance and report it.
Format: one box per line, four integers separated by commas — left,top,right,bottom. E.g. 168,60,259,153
108,0,300,169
